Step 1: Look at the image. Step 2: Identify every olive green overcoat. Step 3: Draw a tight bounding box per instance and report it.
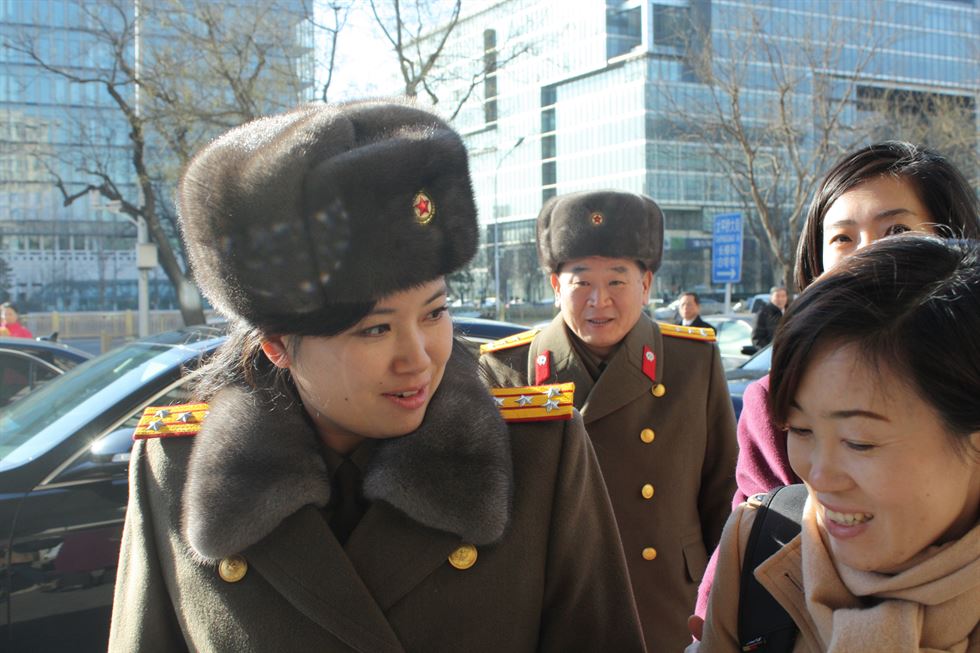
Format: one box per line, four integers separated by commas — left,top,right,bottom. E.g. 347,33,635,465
108,347,645,652
480,314,738,652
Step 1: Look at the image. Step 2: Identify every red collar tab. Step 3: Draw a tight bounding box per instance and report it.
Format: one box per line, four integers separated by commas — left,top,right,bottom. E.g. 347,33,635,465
534,350,552,385
641,345,657,382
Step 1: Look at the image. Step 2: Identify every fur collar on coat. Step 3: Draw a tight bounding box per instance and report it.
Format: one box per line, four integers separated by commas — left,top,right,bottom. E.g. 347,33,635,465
183,342,513,561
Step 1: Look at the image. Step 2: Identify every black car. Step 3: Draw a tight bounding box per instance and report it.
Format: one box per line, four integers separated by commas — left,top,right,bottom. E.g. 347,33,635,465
725,344,772,419
0,338,91,407
0,318,525,652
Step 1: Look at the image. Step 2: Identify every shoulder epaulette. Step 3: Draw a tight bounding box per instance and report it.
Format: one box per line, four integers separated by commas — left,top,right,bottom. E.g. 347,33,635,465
134,403,209,440
657,322,716,342
479,328,540,355
490,382,575,422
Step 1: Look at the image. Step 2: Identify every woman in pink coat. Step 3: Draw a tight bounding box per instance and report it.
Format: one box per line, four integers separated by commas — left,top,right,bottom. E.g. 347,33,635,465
692,141,980,628
692,235,980,652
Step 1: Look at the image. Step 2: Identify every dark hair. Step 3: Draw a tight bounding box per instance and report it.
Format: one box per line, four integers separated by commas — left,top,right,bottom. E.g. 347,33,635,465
770,235,980,455
188,321,294,403
795,142,980,291
680,291,700,304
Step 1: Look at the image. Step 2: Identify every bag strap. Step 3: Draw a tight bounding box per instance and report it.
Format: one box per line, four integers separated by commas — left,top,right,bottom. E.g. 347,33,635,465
737,483,807,652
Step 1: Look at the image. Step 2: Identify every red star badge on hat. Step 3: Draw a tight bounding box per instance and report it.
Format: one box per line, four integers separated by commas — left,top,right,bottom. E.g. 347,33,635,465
591,212,604,226
413,191,435,224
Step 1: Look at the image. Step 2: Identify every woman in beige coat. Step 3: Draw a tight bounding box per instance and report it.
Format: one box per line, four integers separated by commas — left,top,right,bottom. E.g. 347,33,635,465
108,101,644,652
692,235,979,653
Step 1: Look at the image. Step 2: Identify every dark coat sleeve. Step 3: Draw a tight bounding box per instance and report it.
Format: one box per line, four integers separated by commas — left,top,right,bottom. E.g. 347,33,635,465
697,345,739,554
751,305,780,348
108,440,188,652
537,411,646,653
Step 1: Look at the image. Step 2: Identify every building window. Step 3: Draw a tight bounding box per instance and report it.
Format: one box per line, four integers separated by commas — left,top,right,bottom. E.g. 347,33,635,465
607,5,641,58
483,29,497,126
541,160,556,185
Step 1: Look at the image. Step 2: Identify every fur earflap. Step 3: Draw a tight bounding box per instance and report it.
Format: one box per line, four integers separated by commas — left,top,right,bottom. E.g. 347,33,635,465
537,190,664,273
183,344,513,561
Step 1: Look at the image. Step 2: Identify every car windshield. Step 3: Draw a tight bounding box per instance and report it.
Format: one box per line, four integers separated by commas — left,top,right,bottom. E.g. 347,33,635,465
0,335,219,471
741,344,772,372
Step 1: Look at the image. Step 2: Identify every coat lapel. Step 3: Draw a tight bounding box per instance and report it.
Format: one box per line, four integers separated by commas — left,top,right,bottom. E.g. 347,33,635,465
529,315,594,408
245,505,406,653
345,502,462,611
580,317,663,425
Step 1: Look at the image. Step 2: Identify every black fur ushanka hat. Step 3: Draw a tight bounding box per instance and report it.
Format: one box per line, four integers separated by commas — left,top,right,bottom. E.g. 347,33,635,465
178,100,478,335
536,190,664,274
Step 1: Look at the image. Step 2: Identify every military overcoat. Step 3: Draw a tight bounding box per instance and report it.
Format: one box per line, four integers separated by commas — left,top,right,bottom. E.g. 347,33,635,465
108,347,645,652
480,314,738,652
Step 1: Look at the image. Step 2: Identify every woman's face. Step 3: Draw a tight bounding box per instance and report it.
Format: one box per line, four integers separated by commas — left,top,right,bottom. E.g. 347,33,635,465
786,343,980,573
821,175,935,274
274,278,453,453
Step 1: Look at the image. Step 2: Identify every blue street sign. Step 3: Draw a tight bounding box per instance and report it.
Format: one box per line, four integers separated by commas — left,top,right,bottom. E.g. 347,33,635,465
711,213,743,284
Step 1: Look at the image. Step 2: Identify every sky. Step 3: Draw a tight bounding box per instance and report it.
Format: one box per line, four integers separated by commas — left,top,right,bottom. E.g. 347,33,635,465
318,3,408,102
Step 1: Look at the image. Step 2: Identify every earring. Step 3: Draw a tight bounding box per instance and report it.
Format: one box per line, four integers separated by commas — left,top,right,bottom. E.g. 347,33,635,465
554,296,561,307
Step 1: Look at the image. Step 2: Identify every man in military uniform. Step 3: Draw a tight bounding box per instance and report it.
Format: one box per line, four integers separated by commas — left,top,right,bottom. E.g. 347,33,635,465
480,190,738,652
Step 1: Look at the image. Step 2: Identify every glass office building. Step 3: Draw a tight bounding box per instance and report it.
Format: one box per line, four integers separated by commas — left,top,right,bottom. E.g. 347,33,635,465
0,1,315,310
431,0,978,304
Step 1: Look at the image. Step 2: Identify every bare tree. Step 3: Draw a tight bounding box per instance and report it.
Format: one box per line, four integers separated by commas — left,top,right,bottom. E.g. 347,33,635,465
6,0,337,325
859,87,979,188
307,0,354,103
367,0,529,120
656,6,886,286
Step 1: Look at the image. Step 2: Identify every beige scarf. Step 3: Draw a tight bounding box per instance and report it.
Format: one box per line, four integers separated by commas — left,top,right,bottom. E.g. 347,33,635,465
801,497,980,653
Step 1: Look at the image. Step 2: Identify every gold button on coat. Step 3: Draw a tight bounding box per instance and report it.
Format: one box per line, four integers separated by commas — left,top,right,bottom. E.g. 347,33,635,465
642,547,657,561
218,555,248,583
651,383,666,398
640,428,655,443
641,484,655,499
448,544,478,570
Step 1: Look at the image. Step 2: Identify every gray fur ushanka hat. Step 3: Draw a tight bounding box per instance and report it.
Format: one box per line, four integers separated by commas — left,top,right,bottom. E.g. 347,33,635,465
178,100,477,334
536,190,664,273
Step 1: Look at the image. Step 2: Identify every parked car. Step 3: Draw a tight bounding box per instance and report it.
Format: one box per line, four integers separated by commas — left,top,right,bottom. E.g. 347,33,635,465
731,293,773,314
725,343,772,419
708,315,755,370
652,297,726,321
0,317,525,652
452,316,528,352
0,337,92,407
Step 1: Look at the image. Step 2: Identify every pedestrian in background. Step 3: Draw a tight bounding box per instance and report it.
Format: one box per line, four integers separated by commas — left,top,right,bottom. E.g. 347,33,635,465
109,101,644,652
691,235,980,652
692,140,980,629
0,302,33,339
750,286,787,348
675,292,714,331
480,189,737,653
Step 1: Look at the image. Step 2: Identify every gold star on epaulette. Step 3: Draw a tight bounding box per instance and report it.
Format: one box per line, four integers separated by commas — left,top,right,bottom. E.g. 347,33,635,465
489,383,575,422
134,402,210,440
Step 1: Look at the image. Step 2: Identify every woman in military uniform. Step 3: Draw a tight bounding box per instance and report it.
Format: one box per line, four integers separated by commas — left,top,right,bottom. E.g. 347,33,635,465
108,101,644,652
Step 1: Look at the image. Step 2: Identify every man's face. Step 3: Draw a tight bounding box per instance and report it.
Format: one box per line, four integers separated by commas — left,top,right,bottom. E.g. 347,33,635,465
771,289,788,310
550,256,652,358
678,295,700,322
